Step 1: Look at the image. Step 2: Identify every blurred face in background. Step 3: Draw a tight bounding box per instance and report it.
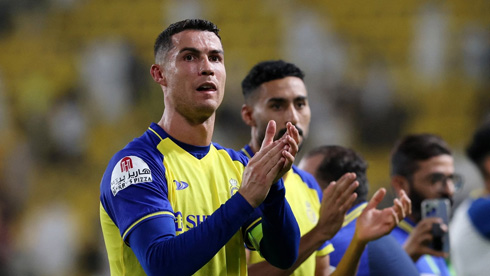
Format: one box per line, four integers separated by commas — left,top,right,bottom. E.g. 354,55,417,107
406,154,456,222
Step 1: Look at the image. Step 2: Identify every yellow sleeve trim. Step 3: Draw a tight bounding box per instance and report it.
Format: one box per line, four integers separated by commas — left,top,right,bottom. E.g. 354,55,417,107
343,202,368,227
122,211,175,240
398,219,413,234
317,243,335,257
241,148,252,159
149,127,164,141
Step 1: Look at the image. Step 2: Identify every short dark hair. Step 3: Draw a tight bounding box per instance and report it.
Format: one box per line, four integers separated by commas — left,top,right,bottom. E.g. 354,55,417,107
305,145,369,204
390,134,452,178
154,19,221,64
466,121,490,175
241,60,305,102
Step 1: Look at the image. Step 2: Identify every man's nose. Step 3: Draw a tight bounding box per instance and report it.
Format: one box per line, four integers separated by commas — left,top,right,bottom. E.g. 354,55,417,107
285,105,299,125
440,179,455,197
200,58,214,76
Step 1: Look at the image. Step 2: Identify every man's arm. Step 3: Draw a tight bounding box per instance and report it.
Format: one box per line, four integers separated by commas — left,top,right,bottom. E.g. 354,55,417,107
128,193,254,276
247,173,359,276
242,121,302,269
331,188,411,276
256,179,300,269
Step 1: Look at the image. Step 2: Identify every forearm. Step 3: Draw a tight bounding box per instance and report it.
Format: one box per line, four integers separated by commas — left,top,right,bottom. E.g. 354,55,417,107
129,193,254,276
259,180,300,269
331,234,367,276
248,226,329,276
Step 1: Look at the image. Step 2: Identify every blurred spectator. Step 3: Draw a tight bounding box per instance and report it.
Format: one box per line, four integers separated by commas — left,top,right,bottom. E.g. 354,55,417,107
13,202,79,276
47,89,87,162
450,119,490,276
80,39,134,124
299,145,418,276
389,134,462,276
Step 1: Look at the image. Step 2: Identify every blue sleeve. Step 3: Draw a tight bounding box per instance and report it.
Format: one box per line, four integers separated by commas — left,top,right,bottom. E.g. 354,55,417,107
368,235,419,276
257,179,300,269
468,197,490,239
128,192,254,276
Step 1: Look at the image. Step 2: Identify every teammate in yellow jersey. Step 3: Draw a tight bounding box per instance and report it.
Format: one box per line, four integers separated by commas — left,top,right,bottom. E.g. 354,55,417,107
240,60,411,275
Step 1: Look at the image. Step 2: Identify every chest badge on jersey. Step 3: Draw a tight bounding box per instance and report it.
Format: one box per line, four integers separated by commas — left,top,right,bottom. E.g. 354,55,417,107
305,201,318,224
229,178,239,197
110,156,153,196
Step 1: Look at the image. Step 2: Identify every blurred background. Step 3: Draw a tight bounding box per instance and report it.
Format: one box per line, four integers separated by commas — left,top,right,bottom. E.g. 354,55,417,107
0,0,488,275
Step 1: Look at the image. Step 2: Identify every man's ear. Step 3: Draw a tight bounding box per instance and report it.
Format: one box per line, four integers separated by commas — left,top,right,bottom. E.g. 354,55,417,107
150,64,166,86
241,104,255,127
391,174,410,195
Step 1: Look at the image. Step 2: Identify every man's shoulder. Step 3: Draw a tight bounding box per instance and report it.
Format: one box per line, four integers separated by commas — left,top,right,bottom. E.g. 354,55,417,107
291,165,320,189
213,142,249,165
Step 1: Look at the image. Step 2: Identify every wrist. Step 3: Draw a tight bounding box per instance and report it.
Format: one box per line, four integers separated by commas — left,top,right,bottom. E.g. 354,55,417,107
352,229,369,247
312,224,334,242
403,244,421,262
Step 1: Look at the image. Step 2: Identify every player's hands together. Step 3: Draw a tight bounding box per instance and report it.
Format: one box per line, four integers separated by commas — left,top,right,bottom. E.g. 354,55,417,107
354,188,411,244
403,217,448,261
272,122,299,183
239,121,298,208
316,173,359,240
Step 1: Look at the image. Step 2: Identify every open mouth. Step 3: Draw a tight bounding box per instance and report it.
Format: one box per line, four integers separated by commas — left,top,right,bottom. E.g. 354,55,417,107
196,83,217,92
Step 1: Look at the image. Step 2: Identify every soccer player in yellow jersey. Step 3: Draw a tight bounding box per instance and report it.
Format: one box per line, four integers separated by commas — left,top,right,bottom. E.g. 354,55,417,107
100,20,301,276
240,60,411,275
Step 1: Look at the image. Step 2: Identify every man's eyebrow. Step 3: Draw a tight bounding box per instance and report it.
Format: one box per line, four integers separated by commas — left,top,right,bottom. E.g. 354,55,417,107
267,97,287,103
178,47,224,55
179,47,200,54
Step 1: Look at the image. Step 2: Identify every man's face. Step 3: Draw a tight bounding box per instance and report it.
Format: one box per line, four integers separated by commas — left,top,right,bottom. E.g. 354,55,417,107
160,30,226,122
408,154,456,221
247,76,311,148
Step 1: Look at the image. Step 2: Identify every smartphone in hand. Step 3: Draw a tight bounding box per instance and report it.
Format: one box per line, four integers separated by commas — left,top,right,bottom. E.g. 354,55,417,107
421,198,450,253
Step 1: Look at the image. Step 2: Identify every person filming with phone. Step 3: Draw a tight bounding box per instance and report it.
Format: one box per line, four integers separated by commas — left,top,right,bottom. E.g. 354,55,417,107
388,134,463,276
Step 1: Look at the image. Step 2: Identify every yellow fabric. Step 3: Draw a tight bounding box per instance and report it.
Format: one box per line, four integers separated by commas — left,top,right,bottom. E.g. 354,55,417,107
100,204,146,275
248,169,334,275
159,138,248,275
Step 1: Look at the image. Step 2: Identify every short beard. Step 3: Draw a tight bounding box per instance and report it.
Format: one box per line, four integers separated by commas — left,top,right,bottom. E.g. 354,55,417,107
408,181,454,223
408,185,425,223
258,126,305,151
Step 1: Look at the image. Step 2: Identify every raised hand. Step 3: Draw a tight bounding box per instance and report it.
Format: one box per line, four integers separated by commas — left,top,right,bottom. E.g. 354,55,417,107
239,120,295,208
272,122,299,183
316,173,359,240
403,217,448,261
355,188,411,243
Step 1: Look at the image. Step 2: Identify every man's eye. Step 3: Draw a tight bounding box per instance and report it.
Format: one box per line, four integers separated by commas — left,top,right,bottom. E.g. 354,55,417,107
184,55,195,61
430,174,445,184
210,56,221,62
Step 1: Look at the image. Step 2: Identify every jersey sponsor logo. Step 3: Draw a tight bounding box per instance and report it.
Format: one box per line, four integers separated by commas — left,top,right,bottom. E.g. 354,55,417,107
174,180,189,190
174,211,211,232
110,156,152,196
229,178,239,196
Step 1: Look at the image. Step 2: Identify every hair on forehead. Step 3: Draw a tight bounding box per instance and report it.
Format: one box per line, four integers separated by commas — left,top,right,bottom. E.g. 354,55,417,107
154,19,221,63
306,145,369,203
241,60,305,101
390,133,452,177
